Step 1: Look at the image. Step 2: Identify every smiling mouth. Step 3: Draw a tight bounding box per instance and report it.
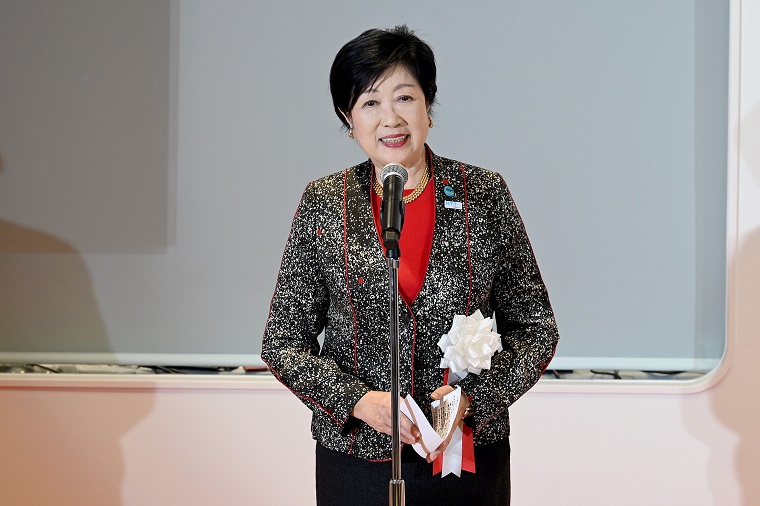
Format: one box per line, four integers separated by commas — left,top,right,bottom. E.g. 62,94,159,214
381,135,409,146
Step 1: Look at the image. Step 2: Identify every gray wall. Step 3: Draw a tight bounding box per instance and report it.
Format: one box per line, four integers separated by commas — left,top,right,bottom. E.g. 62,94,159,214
0,0,728,370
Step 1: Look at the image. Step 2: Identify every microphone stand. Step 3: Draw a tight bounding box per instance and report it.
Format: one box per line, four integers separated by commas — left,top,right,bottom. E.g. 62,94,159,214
386,252,404,506
379,163,408,506
386,243,405,506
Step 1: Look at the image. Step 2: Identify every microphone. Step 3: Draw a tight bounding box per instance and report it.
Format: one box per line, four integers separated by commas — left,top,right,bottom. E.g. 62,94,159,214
380,163,408,259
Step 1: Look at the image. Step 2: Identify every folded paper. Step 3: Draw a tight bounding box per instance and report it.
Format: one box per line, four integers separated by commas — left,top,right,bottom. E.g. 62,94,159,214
400,387,461,460
400,387,473,477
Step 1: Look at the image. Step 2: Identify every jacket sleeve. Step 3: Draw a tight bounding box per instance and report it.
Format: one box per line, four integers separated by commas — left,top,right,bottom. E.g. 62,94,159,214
261,182,371,428
457,173,559,432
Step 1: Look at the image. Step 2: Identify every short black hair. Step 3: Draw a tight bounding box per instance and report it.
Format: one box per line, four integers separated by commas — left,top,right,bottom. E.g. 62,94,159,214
329,25,437,129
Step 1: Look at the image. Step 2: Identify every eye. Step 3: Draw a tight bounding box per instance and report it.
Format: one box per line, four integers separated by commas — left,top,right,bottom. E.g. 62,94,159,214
397,95,414,102
362,100,378,108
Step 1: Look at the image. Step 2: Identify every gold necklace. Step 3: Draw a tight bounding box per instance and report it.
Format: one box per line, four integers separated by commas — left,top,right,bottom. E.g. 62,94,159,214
373,165,430,204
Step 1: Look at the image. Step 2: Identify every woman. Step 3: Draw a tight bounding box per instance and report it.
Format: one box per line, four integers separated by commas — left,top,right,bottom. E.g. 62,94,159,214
262,25,558,505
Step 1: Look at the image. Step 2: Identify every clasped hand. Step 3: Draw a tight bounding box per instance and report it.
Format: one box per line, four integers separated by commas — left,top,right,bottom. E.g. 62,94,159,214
352,386,470,463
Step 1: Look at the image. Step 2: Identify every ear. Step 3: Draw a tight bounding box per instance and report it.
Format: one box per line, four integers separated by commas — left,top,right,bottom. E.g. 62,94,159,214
340,110,352,129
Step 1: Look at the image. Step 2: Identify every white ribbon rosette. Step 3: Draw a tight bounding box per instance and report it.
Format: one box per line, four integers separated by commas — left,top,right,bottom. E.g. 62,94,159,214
438,309,502,384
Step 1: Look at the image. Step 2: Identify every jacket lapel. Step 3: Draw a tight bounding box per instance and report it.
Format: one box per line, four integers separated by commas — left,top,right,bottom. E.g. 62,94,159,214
413,153,471,317
342,163,398,385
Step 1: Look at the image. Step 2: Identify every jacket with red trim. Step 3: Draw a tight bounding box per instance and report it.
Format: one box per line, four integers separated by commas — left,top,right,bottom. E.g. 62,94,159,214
261,151,558,461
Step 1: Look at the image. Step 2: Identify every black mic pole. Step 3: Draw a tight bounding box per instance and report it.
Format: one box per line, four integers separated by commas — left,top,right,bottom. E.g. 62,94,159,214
379,163,407,506
388,256,403,506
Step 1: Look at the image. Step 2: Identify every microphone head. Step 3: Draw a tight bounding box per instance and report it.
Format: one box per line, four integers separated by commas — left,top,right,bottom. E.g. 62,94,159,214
380,163,409,185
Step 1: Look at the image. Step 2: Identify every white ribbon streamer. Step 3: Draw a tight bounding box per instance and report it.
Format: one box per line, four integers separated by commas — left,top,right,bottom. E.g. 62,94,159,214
441,424,464,477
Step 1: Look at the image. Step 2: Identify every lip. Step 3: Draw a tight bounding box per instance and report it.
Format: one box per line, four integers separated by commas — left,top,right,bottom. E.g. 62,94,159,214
379,134,409,148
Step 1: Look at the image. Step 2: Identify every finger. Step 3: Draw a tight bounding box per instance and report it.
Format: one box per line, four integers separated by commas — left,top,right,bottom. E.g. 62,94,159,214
458,394,470,416
400,411,413,430
401,423,419,443
403,426,419,444
401,425,420,444
429,385,454,401
427,444,445,463
429,438,449,461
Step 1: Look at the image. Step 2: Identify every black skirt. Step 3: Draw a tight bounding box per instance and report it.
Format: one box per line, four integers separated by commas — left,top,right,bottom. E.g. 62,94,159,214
315,438,510,506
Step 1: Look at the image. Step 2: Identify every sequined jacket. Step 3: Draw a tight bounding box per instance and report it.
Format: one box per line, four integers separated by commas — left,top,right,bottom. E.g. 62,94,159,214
262,151,558,461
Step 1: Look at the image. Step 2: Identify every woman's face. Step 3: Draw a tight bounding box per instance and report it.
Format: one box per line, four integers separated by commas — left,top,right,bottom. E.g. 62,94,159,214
346,66,430,173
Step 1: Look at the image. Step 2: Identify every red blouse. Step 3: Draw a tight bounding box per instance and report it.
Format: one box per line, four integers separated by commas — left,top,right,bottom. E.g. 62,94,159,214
371,172,436,305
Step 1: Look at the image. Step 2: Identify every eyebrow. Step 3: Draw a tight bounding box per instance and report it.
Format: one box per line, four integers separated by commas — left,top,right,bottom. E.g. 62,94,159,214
364,82,416,94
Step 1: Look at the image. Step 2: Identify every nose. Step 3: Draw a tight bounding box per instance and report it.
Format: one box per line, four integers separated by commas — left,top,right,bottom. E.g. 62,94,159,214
381,102,404,128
